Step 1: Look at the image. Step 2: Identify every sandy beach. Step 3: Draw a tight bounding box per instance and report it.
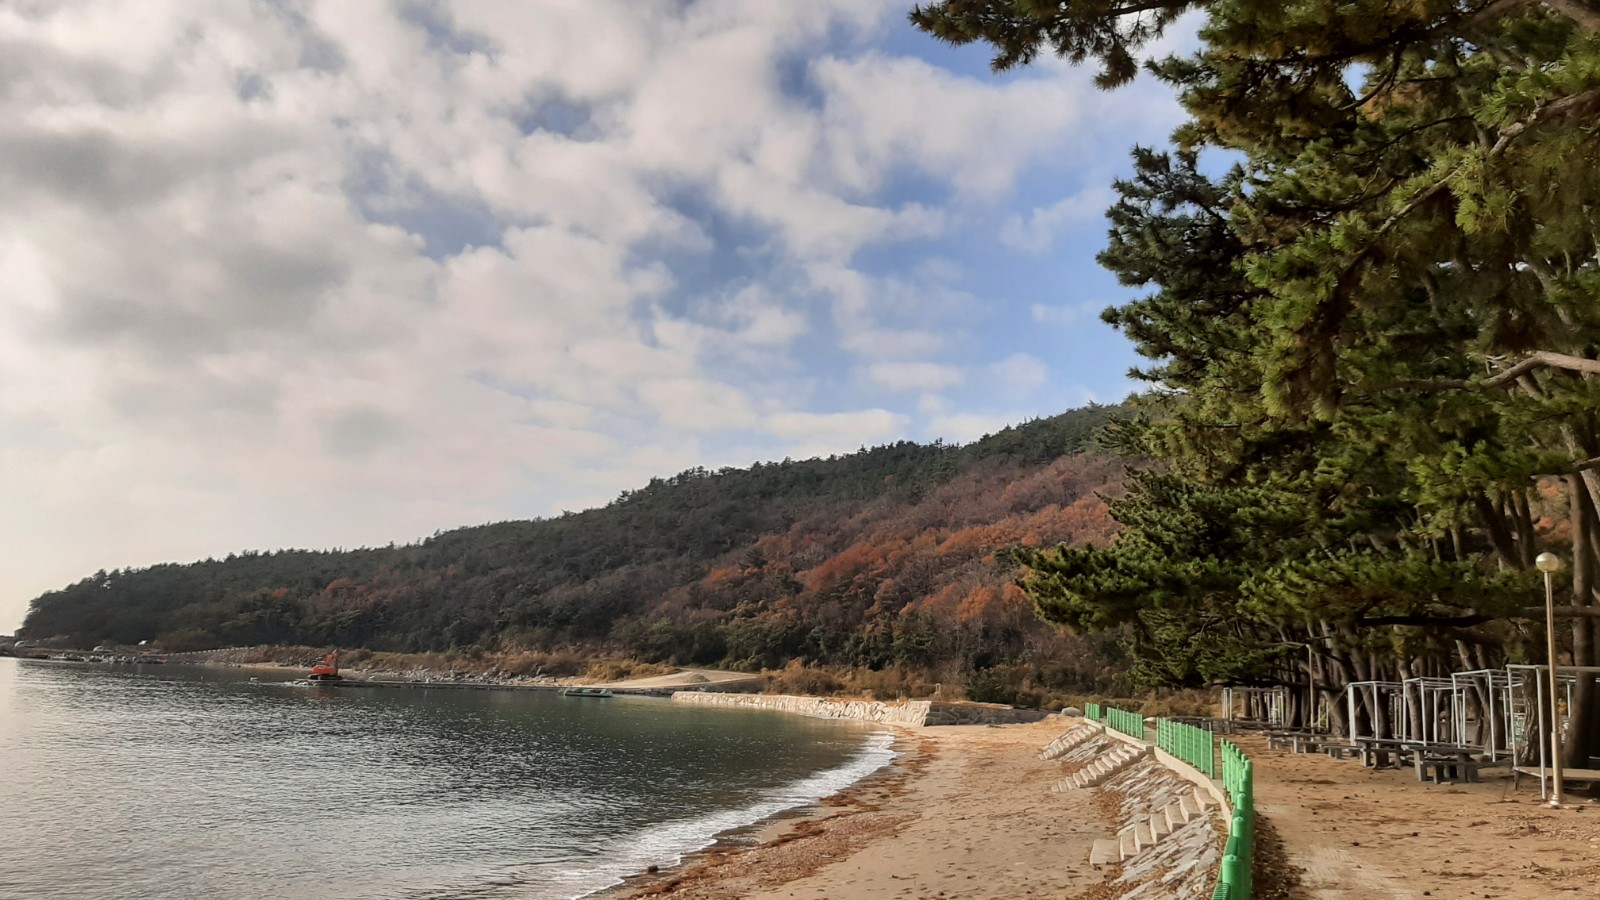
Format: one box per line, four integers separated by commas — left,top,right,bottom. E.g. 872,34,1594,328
598,720,1110,900
596,717,1600,900
1237,734,1600,899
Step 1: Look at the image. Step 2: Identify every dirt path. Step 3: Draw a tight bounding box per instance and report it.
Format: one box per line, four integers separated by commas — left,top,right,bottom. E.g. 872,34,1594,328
1240,735,1600,898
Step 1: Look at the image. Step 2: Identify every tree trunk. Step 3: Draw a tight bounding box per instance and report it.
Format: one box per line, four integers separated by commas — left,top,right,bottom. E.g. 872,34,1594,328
1398,656,1424,741
1565,475,1600,766
1541,1,1600,39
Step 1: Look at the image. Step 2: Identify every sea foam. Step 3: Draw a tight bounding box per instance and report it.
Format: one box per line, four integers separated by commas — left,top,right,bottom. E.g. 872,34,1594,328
548,729,898,900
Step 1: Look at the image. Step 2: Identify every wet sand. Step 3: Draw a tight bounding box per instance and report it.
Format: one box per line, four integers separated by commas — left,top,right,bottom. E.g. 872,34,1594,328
598,720,1109,900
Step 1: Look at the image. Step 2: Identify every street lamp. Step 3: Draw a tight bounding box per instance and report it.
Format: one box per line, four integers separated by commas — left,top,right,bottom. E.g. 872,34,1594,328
1536,551,1565,807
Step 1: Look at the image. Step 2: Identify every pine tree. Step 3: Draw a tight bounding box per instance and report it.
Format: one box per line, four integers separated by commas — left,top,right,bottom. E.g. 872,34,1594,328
921,1,1600,755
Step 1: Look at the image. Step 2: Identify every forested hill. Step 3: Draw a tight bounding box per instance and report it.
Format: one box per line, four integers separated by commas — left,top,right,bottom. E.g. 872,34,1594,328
20,405,1128,687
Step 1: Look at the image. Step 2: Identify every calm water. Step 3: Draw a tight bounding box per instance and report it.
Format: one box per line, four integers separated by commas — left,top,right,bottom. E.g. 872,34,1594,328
0,659,891,900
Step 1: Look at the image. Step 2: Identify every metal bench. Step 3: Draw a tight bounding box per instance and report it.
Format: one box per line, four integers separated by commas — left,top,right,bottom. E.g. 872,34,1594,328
1415,753,1484,784
1353,737,1412,769
1265,729,1320,751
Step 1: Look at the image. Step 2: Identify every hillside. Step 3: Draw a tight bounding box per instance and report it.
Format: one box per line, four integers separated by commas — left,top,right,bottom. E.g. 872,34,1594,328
20,406,1130,694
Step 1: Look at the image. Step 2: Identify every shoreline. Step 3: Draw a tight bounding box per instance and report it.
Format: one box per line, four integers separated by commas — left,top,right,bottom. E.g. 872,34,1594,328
167,658,1112,896
17,657,1202,897
594,720,1111,900
585,729,923,900
196,659,764,695
210,660,1099,898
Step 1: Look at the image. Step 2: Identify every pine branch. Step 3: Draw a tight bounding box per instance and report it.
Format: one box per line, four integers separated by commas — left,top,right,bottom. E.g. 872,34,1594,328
1484,351,1600,386
1526,606,1600,618
1489,85,1600,154
1541,0,1600,32
1347,85,1600,282
1387,353,1600,394
1357,613,1497,627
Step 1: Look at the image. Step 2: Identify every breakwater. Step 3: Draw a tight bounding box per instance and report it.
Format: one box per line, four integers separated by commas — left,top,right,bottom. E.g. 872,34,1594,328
669,691,1051,726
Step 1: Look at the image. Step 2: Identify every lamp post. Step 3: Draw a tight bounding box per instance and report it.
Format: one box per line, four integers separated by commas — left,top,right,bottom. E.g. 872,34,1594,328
1536,551,1565,807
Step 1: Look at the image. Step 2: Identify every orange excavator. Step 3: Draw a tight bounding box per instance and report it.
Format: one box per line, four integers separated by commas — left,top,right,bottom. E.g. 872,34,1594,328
307,649,342,682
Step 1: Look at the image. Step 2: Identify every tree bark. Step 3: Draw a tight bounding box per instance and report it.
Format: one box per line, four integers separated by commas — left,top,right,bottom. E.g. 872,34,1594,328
1564,474,1599,766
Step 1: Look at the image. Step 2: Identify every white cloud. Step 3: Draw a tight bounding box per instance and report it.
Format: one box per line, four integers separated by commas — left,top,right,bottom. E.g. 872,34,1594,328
989,353,1049,392
926,412,1028,444
765,409,909,458
1001,187,1112,253
866,362,966,392
636,378,757,432
0,0,1145,629
706,285,810,347
812,53,1086,197
809,260,981,361
1031,301,1103,326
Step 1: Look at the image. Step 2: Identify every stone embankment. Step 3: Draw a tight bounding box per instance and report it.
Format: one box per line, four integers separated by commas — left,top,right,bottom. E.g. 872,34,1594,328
1048,720,1224,900
669,691,1051,726
166,647,259,664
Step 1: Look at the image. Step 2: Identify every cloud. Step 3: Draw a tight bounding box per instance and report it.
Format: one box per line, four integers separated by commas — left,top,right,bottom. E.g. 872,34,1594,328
809,260,980,362
989,353,1049,392
926,412,1028,444
812,53,1086,197
1001,187,1112,253
1031,301,1103,326
764,409,909,457
0,0,1158,629
636,378,757,432
866,362,966,392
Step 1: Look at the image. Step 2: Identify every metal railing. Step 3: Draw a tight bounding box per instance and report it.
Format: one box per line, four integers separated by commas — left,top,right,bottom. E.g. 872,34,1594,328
1216,739,1255,899
1089,706,1255,899
1105,706,1144,738
1157,718,1217,779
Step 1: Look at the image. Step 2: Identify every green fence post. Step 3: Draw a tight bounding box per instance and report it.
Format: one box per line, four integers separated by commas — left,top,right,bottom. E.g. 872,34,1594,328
1221,852,1241,886
1237,758,1251,897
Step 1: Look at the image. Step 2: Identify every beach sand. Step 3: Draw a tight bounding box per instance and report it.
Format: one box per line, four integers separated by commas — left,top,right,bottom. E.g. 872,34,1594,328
598,719,1600,900
1238,734,1600,899
599,720,1109,900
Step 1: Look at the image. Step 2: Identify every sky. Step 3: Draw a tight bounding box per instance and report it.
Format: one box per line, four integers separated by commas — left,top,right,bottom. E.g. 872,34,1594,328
0,1,1192,632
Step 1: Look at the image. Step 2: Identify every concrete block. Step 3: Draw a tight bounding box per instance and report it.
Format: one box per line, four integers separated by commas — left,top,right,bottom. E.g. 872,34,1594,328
1090,838,1120,868
1148,812,1171,840
1165,799,1190,829
1179,793,1203,819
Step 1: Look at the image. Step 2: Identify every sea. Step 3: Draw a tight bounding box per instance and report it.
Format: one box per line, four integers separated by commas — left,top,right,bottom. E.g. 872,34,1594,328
0,658,894,900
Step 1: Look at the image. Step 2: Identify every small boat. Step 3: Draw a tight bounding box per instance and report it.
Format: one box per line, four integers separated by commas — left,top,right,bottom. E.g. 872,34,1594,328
561,687,614,698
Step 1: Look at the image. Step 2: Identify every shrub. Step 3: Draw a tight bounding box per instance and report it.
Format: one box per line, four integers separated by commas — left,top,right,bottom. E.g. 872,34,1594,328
763,659,844,695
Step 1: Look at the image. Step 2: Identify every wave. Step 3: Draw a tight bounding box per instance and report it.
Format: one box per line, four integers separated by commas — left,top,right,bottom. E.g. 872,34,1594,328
546,729,898,900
